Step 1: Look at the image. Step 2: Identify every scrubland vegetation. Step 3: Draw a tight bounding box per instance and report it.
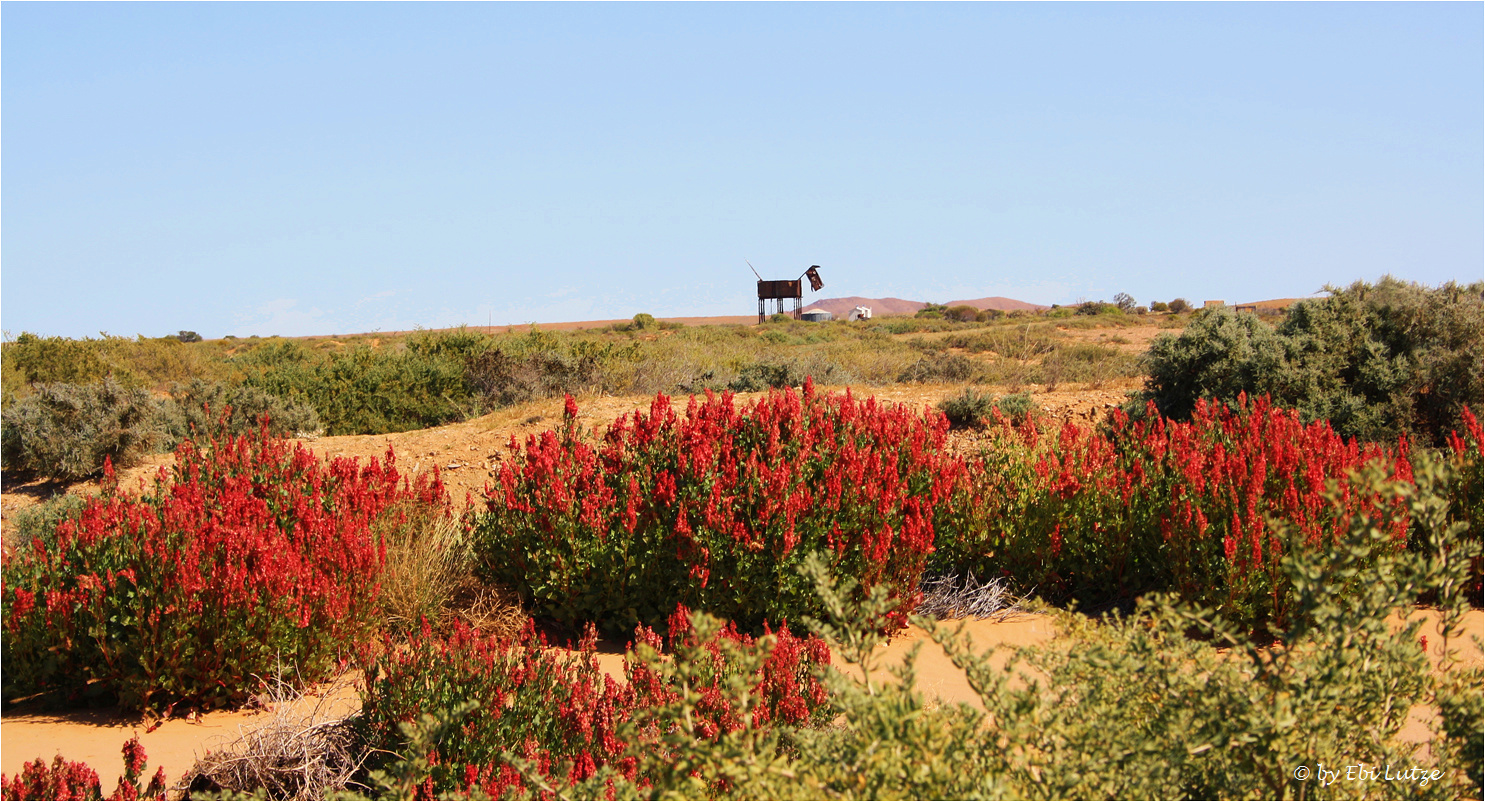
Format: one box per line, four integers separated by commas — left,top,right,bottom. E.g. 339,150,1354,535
1136,278,1483,445
2,309,1146,479
2,278,1482,800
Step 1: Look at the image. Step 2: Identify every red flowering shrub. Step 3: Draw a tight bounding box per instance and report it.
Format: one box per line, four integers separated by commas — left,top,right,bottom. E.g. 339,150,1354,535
942,394,1458,630
473,382,968,632
355,608,830,798
0,737,167,801
1441,406,1484,597
1,423,445,713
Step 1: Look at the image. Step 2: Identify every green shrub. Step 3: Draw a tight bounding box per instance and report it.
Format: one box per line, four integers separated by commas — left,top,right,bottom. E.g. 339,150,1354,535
632,313,657,330
163,379,321,443
937,388,997,429
2,333,111,391
1151,300,1170,313
915,302,949,319
728,360,806,392
1168,298,1191,313
1135,278,1484,445
1136,307,1290,421
994,391,1035,423
937,389,1035,429
897,352,980,383
6,493,88,552
239,343,476,435
466,347,600,407
403,327,492,360
0,379,170,480
1277,278,1483,445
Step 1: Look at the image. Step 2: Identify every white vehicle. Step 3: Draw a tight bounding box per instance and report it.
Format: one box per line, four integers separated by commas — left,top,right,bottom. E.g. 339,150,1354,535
847,306,873,321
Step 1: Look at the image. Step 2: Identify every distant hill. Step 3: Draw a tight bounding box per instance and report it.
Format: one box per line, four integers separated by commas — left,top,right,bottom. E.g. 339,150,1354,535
809,295,1047,318
807,297,929,317
1234,297,1308,310
943,296,1049,312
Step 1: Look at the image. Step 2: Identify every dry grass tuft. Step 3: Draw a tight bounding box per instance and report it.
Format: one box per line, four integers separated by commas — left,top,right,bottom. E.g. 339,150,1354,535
377,501,528,637
915,571,1024,621
447,581,527,640
182,671,368,800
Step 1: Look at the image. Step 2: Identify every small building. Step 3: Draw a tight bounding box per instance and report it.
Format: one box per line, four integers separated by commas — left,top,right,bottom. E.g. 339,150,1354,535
1203,300,1225,309
800,308,834,322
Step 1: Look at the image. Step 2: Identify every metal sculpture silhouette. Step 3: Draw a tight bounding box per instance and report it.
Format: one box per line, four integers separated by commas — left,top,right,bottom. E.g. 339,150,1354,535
749,262,824,323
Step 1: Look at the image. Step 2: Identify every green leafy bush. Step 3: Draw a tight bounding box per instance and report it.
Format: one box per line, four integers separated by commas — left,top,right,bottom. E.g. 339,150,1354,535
0,378,170,480
1136,309,1288,421
937,388,997,429
465,347,599,407
937,389,1035,429
163,379,321,443
1278,278,1483,445
728,360,806,392
239,343,475,435
994,391,1036,423
1136,278,1484,445
6,493,88,552
1,333,112,391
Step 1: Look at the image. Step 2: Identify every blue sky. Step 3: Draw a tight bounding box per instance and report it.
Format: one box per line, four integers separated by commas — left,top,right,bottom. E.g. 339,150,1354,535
3,2,1480,338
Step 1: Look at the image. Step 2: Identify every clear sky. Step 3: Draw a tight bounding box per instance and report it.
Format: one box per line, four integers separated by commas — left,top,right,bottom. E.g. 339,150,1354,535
3,2,1481,339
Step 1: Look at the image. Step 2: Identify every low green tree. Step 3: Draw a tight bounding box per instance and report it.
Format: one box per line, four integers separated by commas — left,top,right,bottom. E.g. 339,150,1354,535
1133,277,1483,444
